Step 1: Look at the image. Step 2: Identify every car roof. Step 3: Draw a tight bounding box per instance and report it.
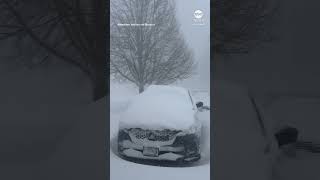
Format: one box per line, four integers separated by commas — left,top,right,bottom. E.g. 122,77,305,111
119,85,198,131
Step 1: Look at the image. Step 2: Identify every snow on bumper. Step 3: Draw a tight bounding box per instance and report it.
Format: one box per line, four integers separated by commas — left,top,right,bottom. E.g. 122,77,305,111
120,140,185,152
122,149,184,161
119,140,185,161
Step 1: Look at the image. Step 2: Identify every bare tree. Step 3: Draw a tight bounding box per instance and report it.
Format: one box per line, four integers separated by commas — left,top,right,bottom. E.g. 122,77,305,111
213,0,280,54
0,0,107,101
110,0,196,93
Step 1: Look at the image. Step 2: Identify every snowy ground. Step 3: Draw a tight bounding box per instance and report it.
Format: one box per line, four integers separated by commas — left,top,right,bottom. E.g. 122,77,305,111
263,97,320,180
213,80,320,180
110,83,210,180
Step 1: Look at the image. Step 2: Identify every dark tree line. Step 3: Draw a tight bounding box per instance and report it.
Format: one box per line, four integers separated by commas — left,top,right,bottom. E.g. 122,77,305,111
212,0,280,54
0,0,107,101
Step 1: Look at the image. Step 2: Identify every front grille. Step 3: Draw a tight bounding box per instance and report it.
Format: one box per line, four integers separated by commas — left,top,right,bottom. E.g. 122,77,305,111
129,128,181,141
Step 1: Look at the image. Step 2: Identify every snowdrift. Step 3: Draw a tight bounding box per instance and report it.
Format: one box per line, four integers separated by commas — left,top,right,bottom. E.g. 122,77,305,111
119,85,198,131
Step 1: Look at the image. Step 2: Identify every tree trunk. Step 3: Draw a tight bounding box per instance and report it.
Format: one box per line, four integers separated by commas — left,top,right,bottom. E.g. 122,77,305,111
138,85,144,93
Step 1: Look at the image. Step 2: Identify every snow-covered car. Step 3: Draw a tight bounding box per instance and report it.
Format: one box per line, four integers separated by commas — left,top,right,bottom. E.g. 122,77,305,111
117,85,202,164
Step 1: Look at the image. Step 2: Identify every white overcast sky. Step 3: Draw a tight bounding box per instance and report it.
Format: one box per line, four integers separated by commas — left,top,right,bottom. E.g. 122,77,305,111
174,0,210,91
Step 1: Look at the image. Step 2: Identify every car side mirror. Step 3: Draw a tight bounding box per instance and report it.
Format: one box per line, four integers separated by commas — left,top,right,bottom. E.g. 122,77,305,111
196,101,204,108
275,126,298,147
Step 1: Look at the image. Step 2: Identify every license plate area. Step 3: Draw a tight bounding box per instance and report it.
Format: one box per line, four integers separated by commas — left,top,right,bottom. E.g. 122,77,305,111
143,147,159,157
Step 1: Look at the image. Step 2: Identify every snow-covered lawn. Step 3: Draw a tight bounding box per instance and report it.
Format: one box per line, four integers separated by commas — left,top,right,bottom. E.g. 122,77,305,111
213,80,320,180
263,97,320,180
110,83,210,180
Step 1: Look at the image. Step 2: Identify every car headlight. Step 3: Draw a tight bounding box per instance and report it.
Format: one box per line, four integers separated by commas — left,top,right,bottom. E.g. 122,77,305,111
118,129,132,142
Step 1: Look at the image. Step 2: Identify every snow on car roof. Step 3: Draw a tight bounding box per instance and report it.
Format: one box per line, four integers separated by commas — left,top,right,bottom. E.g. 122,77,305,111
119,85,197,131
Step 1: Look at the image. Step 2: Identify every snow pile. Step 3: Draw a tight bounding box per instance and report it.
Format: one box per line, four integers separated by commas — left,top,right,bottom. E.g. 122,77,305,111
110,83,136,113
110,150,210,180
110,83,210,180
0,60,92,164
197,109,210,164
119,85,197,131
